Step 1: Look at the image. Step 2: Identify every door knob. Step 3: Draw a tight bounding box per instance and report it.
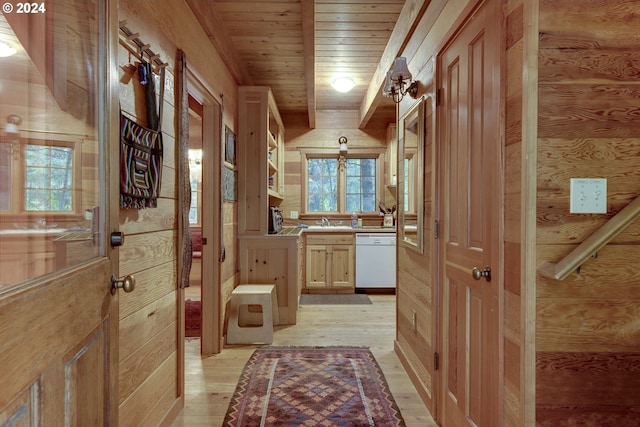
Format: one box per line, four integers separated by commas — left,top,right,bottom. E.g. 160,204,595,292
111,274,136,295
471,266,491,282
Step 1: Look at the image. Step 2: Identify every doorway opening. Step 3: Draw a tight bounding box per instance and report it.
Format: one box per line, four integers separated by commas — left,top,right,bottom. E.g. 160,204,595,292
185,95,204,337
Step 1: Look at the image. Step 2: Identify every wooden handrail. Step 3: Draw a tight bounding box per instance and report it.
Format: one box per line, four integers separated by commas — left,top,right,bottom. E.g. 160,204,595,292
538,195,640,280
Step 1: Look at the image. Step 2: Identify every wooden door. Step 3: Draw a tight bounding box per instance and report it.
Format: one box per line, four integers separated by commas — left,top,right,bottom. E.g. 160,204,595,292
179,63,225,355
0,1,119,425
437,1,502,426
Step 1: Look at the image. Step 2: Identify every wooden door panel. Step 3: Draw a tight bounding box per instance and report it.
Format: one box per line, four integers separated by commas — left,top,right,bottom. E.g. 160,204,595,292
331,245,353,288
306,245,328,288
444,277,460,398
0,385,37,426
446,49,465,247
0,260,113,425
60,325,107,426
438,1,501,426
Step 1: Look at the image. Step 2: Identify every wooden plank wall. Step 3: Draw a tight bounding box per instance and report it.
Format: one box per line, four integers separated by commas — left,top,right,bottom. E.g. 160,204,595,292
118,37,180,425
504,1,524,426
536,1,640,425
391,0,472,419
117,0,240,425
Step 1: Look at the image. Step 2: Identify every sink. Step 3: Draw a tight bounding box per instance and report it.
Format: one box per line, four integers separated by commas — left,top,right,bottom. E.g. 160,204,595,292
307,225,353,230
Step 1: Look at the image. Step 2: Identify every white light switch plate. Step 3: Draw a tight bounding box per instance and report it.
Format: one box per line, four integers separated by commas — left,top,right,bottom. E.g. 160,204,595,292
570,178,607,214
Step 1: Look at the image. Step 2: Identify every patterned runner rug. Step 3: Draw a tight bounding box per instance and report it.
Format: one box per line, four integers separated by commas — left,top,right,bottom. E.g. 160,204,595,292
223,346,406,427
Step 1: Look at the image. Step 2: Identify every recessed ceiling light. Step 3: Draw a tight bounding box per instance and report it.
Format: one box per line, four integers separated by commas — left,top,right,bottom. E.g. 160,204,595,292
0,42,16,57
331,77,356,93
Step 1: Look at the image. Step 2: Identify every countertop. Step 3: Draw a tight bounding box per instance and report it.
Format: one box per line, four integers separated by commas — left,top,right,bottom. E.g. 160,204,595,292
273,226,396,237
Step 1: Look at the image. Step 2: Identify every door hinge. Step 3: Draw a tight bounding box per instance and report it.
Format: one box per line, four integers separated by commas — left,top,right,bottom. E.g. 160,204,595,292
434,352,440,371
434,220,440,239
436,88,442,106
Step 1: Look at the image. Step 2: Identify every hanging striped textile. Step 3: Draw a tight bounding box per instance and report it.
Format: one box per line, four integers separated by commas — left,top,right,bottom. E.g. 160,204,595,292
120,114,163,209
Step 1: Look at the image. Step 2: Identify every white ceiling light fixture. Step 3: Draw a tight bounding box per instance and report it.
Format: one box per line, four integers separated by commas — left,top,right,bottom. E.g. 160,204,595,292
0,42,17,58
331,77,356,93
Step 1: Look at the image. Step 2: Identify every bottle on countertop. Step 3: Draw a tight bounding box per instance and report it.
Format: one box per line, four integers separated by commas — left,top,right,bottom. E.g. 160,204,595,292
351,212,358,228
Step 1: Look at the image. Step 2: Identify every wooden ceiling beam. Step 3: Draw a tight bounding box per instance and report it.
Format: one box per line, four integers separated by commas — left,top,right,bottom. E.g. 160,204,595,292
185,0,254,85
357,0,430,129
301,0,316,128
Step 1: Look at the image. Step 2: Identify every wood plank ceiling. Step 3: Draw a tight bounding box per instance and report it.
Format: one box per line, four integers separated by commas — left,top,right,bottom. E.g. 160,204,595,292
186,0,411,129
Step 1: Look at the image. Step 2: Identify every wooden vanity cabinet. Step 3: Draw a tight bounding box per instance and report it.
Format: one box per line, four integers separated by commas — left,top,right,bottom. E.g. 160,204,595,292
304,233,354,293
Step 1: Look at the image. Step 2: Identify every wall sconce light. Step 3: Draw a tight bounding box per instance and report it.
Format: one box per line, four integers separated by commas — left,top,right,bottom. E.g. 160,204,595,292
338,136,348,171
3,114,22,159
5,114,21,134
382,57,419,103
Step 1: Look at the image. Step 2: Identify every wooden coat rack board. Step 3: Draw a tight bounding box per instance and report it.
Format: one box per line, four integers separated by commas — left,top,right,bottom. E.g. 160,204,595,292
119,20,168,73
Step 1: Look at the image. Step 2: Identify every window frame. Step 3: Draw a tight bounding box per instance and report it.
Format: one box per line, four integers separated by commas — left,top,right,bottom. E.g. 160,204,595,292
300,148,385,216
0,132,82,216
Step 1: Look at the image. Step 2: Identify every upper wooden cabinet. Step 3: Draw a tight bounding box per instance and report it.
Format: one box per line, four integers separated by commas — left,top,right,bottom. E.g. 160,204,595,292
238,86,284,235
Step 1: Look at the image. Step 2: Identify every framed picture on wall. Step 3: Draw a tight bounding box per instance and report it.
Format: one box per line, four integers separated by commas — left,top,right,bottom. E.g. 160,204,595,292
223,165,237,201
225,125,236,166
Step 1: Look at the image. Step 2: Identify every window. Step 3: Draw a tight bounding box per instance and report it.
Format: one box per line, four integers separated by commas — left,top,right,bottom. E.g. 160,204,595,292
25,144,74,211
0,0,103,288
305,151,383,214
345,158,376,212
188,149,202,225
308,158,337,212
0,139,78,213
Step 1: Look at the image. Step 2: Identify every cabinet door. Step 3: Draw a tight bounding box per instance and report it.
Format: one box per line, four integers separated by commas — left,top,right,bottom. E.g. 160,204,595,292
330,244,354,289
305,244,328,288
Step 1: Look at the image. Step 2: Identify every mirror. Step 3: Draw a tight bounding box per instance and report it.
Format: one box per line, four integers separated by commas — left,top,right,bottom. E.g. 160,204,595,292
398,97,424,252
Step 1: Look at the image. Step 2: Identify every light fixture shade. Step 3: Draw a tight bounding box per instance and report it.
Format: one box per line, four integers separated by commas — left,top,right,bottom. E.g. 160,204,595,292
338,136,348,153
390,57,412,82
4,114,21,134
382,70,394,96
331,77,356,93
4,123,19,134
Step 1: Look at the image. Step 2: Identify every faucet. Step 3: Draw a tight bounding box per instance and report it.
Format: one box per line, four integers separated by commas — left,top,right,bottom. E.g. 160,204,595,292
321,217,330,227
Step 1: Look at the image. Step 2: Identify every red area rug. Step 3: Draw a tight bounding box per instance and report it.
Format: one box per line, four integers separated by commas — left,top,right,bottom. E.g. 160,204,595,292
223,346,406,427
185,299,200,337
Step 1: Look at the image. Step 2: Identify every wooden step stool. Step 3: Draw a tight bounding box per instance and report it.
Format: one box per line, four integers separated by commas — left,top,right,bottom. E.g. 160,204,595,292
226,284,279,345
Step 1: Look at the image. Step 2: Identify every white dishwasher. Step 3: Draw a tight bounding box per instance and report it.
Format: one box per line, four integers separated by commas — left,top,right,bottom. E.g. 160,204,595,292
355,233,396,289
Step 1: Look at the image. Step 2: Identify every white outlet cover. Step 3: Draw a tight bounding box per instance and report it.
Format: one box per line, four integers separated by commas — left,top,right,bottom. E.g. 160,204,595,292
570,178,607,214
290,210,299,219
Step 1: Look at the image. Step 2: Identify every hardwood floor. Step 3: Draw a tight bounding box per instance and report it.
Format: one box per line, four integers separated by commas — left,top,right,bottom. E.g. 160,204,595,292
170,294,438,427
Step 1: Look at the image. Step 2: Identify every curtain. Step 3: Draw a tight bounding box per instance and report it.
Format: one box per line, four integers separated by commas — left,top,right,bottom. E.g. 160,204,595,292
177,49,192,289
